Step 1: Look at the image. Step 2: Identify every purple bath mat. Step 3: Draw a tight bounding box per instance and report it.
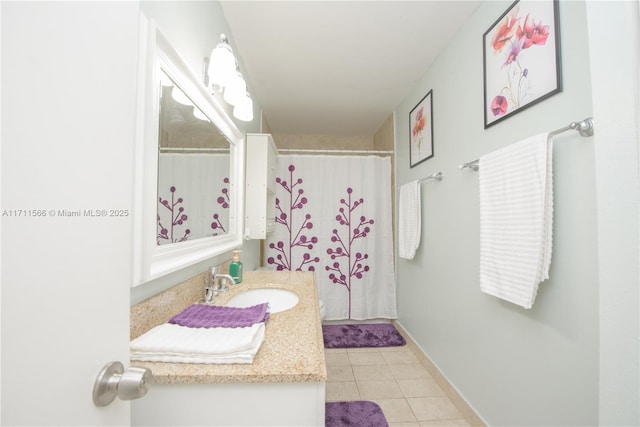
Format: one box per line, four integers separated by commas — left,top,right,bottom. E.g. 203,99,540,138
323,323,406,348
325,401,388,427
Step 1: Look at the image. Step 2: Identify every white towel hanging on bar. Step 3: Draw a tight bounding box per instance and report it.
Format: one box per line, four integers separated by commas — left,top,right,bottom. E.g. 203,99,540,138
398,180,421,260
478,133,553,309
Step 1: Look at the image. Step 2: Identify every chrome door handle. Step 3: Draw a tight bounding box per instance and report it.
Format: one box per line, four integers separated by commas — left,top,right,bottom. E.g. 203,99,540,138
93,361,152,407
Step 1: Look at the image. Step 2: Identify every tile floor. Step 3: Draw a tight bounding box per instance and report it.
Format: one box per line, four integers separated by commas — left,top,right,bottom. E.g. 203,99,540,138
325,345,471,427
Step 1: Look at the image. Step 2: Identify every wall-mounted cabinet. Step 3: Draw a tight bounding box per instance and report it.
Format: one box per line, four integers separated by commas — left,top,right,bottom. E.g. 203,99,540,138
245,133,278,239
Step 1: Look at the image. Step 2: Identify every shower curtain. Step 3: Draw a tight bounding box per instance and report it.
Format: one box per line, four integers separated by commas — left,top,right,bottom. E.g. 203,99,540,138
157,153,230,244
264,155,397,320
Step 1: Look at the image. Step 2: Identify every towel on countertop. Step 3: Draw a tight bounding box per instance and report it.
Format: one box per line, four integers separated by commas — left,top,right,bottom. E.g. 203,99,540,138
479,133,553,309
169,303,270,328
398,180,421,260
130,322,265,364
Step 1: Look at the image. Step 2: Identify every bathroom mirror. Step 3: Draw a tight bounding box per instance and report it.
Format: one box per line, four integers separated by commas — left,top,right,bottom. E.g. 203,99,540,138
157,70,231,244
134,20,245,285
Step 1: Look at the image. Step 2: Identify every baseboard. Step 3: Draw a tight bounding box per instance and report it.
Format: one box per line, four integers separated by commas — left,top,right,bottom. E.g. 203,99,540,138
392,320,487,427
322,318,393,325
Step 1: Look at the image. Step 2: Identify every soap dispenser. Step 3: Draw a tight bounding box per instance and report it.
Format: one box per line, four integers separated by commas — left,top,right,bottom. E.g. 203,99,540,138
229,250,243,284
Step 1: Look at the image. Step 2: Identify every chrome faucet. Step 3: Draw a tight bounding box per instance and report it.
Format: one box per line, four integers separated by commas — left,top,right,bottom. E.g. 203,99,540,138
203,266,217,304
211,266,234,292
203,267,235,303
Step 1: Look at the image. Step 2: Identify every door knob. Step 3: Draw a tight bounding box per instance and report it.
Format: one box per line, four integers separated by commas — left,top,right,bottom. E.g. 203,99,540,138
93,361,152,407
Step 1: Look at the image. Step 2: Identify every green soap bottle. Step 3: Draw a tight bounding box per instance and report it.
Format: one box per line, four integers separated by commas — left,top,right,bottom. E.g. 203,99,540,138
229,250,243,284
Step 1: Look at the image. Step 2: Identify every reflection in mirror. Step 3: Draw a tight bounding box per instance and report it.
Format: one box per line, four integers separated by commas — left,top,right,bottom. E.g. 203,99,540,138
133,20,245,286
157,71,231,245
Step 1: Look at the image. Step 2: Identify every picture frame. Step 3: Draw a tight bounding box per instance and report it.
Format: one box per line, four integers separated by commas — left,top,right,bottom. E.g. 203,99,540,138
483,0,562,128
409,90,434,168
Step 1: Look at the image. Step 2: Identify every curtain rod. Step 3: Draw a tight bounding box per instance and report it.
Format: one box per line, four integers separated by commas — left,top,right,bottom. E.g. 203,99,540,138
277,148,393,155
160,147,229,154
458,117,594,171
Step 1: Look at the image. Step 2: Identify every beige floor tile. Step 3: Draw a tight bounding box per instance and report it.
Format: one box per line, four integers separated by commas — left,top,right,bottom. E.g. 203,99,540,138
321,339,482,426
420,420,471,426
377,344,409,352
325,381,360,402
348,350,386,365
408,397,463,421
389,363,433,380
358,379,404,399
398,378,446,398
382,348,421,365
346,346,381,353
325,351,351,366
352,364,394,381
326,364,354,382
373,398,418,423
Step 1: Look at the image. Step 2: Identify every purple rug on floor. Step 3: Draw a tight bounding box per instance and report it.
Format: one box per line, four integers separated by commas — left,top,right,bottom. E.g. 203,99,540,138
322,323,406,348
325,401,388,427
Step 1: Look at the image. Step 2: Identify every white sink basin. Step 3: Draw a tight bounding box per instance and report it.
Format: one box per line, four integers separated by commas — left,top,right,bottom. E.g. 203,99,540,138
226,288,299,313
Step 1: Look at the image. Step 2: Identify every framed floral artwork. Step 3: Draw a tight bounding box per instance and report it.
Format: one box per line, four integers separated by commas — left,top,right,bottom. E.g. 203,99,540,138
483,0,562,128
409,90,434,168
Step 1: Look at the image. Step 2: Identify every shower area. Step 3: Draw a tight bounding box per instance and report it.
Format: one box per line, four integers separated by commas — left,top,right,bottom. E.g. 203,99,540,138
262,123,397,321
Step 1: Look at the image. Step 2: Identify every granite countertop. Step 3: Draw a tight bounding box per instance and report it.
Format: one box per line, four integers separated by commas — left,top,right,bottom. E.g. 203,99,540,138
131,270,327,385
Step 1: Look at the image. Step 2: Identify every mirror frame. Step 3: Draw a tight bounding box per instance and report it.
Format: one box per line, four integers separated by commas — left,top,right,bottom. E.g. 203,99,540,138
133,17,245,286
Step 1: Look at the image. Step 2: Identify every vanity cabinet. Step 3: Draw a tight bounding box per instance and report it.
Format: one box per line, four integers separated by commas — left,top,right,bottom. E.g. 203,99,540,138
131,271,326,427
245,133,278,239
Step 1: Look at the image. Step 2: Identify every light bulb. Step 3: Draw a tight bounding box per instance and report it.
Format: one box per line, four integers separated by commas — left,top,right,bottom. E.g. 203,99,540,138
171,86,192,106
223,71,247,106
233,92,253,122
208,36,236,89
193,108,210,122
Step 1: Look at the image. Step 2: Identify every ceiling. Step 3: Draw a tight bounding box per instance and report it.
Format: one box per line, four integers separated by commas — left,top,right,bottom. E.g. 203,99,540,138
220,1,481,136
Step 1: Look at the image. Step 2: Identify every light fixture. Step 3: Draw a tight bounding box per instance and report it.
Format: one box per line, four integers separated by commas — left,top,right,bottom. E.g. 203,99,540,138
192,107,210,122
223,70,247,106
170,86,193,106
208,34,236,89
205,33,254,122
233,92,253,122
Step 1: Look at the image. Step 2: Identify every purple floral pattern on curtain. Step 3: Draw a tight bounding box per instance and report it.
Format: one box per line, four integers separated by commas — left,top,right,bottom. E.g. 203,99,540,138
211,177,229,236
158,186,190,244
267,165,319,271
325,188,374,318
265,155,396,320
158,176,230,243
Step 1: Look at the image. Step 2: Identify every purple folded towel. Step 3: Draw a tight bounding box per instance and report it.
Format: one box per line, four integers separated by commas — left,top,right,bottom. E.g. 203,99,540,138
169,303,270,328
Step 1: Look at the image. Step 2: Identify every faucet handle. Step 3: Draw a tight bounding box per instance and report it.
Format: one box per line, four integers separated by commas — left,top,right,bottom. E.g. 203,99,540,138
216,273,230,292
204,286,216,304
204,266,217,288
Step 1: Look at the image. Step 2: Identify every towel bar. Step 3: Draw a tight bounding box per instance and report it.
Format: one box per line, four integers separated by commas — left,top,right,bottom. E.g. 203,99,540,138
398,172,443,189
418,172,443,183
458,117,594,171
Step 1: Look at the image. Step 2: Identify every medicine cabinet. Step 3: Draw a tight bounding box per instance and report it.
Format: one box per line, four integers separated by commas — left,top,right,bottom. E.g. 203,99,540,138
245,133,278,239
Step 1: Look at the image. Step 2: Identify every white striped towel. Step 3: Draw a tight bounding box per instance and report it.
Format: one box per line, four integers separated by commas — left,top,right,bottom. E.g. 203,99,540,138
130,322,265,364
398,180,421,260
479,133,553,309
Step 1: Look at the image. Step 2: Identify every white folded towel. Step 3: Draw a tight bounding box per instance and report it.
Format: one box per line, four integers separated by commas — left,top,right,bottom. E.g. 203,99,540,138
479,133,553,309
398,180,421,260
130,322,265,364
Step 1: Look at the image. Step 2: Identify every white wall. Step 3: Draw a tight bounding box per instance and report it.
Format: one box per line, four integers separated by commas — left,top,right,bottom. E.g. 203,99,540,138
394,2,605,425
585,1,640,425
